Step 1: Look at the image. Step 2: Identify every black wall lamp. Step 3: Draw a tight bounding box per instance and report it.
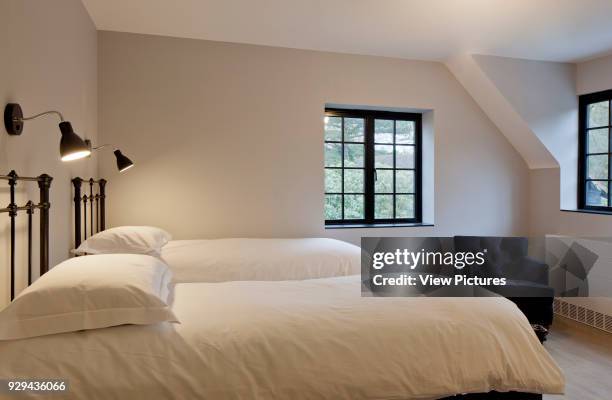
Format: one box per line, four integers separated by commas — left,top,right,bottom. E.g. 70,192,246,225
84,140,135,173
4,103,91,161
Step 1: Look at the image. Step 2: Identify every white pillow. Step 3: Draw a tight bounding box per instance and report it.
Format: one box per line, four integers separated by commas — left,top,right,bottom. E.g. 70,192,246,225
0,254,177,340
74,226,172,257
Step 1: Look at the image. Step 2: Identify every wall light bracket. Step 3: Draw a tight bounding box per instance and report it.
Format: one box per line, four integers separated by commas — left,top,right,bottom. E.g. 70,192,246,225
3,103,90,161
4,103,24,135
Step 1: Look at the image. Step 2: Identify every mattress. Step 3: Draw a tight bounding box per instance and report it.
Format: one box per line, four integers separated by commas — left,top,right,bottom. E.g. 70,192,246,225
0,275,564,399
160,238,361,282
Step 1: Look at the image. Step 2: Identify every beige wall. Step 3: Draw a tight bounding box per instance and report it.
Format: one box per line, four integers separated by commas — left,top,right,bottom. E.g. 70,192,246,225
0,0,98,306
98,31,529,244
471,56,578,210
525,53,612,238
529,168,612,237
577,53,612,95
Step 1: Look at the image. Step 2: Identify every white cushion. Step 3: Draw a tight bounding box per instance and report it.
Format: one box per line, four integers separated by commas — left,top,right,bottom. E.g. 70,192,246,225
0,254,177,340
74,226,172,257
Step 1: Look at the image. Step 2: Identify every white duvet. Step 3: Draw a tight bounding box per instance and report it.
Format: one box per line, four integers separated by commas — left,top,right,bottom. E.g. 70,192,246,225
0,275,564,399
160,238,360,282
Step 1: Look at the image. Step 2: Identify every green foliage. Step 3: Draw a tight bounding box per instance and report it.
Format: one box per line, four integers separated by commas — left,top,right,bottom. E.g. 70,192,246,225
375,120,393,143
325,169,341,193
344,144,364,167
344,195,364,219
324,116,416,221
375,170,393,193
396,170,414,193
587,128,608,153
324,143,342,167
324,117,342,141
587,155,608,179
325,195,342,219
375,145,394,168
396,121,415,144
344,118,364,142
396,146,414,168
344,170,363,193
375,195,393,219
396,195,414,218
588,101,609,128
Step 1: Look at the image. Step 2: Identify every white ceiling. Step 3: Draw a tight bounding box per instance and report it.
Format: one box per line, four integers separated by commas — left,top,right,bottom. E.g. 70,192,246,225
82,0,612,63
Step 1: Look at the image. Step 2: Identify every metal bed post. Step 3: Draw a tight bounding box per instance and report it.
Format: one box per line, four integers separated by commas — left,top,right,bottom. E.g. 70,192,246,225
72,178,82,248
26,201,34,286
8,171,17,300
83,194,87,241
1,170,53,301
89,179,94,237
37,174,52,275
99,179,106,231
72,177,106,250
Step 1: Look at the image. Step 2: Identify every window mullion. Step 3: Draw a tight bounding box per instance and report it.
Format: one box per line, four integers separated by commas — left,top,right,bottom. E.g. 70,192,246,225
392,120,397,219
341,117,345,220
364,116,375,223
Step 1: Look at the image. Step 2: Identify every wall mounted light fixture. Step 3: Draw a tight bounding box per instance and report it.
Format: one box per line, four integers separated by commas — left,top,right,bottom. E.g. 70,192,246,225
85,140,135,173
4,103,91,161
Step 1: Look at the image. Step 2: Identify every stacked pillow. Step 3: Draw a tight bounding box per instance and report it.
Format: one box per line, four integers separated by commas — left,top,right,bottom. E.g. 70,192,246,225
73,226,172,257
1,227,176,341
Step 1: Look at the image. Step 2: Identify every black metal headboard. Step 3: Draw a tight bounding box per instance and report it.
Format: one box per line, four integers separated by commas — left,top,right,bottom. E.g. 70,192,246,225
1,170,52,300
72,178,106,248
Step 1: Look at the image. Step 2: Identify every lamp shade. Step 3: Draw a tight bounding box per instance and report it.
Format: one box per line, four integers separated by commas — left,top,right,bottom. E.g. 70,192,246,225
114,150,134,172
59,122,91,161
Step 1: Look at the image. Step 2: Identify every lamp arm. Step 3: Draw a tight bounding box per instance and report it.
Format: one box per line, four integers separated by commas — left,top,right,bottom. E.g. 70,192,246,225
92,143,115,151
84,140,116,152
19,110,65,122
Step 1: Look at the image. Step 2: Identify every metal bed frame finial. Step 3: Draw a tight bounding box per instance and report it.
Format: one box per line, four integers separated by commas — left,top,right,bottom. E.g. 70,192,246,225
1,170,53,301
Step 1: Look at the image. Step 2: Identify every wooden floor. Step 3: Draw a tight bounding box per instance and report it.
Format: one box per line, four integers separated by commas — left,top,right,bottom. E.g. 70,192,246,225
543,316,612,400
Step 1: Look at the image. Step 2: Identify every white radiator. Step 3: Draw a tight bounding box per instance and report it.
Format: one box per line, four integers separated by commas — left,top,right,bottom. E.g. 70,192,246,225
554,298,612,334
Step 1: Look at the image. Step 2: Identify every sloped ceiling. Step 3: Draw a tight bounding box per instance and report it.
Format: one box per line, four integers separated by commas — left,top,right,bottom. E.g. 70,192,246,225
81,0,612,62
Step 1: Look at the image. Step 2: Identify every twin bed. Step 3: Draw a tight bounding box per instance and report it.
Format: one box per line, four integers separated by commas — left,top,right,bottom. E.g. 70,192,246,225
0,175,565,399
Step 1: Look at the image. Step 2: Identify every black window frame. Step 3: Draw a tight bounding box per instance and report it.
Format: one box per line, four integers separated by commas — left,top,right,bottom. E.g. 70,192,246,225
578,89,612,212
324,108,422,226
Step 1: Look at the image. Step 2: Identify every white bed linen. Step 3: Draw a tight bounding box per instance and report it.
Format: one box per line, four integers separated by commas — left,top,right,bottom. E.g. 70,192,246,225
160,238,360,282
0,275,563,399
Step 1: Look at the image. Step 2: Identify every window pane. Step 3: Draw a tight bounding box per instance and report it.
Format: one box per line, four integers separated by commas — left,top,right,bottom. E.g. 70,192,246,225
587,128,608,154
586,181,608,207
325,169,341,193
375,195,393,219
587,154,608,179
396,195,415,219
324,143,342,167
325,195,342,220
588,101,609,128
375,145,394,168
344,169,364,193
375,169,393,193
344,118,365,142
344,195,364,219
344,144,364,167
324,116,342,141
396,121,415,144
396,170,414,193
375,120,394,143
396,146,415,168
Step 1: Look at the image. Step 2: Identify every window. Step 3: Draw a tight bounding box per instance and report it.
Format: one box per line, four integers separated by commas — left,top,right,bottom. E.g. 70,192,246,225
579,90,612,211
324,108,422,225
